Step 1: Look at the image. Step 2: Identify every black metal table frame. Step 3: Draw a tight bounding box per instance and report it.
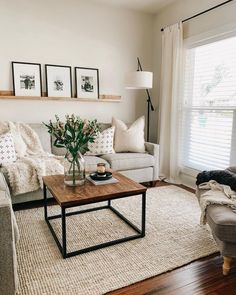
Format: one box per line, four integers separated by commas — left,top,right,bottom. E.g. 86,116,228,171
43,183,146,259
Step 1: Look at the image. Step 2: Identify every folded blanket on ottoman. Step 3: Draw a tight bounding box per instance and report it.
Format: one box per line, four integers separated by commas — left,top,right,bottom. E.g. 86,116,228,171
197,180,236,224
0,121,64,196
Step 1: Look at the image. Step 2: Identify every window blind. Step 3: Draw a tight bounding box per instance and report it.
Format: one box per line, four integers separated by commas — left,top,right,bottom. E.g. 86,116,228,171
182,35,236,171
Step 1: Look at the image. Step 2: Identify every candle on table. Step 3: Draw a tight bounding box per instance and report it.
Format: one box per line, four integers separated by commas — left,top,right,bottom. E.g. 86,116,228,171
97,163,106,174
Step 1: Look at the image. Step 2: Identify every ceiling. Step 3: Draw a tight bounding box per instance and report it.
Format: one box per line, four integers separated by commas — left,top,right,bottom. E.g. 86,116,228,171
91,0,178,14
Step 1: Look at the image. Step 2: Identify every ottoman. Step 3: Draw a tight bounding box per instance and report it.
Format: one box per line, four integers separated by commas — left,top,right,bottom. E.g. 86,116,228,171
196,179,236,275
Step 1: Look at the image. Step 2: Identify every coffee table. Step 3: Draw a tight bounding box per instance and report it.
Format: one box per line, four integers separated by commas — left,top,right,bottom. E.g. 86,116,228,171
43,172,147,258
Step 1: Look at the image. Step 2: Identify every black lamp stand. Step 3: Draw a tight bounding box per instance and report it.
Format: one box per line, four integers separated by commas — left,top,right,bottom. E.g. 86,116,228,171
137,57,154,142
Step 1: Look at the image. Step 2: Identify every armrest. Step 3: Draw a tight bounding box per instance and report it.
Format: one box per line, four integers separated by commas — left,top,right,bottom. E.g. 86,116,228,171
0,170,11,196
0,172,19,242
145,142,159,181
145,142,159,156
226,166,236,174
0,191,18,295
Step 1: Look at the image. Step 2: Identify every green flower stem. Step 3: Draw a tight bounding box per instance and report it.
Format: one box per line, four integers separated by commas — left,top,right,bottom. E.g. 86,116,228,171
72,160,75,185
67,154,79,185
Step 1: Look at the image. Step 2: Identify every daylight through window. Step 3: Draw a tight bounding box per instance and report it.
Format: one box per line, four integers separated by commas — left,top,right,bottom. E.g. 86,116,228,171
182,35,236,171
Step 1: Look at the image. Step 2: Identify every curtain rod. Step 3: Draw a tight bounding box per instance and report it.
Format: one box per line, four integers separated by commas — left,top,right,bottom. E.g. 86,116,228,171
161,0,233,32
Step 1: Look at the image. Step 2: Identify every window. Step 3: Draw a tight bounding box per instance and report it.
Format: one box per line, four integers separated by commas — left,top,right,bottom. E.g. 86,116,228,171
182,35,236,171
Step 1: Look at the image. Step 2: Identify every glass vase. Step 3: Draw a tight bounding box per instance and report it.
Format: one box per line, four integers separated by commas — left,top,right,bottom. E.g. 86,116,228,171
64,151,85,186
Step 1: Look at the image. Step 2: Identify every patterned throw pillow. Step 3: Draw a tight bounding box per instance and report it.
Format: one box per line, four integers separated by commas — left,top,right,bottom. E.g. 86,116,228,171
0,132,17,165
86,127,115,155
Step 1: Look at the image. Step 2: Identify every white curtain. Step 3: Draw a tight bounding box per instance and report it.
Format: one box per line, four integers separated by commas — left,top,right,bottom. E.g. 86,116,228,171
159,22,184,183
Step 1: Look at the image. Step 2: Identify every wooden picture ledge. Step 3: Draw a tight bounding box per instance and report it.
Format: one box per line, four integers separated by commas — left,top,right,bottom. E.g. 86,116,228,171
0,90,121,103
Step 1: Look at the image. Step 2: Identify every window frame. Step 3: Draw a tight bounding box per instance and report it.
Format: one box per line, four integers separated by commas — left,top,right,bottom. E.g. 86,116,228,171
181,26,236,174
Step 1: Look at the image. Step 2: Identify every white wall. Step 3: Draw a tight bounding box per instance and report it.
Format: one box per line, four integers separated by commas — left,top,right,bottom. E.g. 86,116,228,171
0,0,154,124
151,0,236,143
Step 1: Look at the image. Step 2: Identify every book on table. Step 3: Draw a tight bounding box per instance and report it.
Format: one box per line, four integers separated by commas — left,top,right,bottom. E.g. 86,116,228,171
86,176,119,186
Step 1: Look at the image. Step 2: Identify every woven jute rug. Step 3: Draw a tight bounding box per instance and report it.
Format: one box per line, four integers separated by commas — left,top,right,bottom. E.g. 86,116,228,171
15,185,218,295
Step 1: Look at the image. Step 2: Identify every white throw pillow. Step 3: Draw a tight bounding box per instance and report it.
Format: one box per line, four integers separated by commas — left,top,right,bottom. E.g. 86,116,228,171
8,122,27,157
86,127,115,155
112,116,145,153
0,132,17,164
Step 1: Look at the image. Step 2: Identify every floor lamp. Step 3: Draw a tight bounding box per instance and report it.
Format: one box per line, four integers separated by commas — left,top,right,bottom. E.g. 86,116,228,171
125,57,154,142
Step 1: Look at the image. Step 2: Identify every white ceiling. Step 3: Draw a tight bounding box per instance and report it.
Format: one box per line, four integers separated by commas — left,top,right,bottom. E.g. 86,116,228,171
91,0,178,14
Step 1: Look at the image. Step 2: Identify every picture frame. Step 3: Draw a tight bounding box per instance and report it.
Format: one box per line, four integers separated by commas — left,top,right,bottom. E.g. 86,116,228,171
12,61,42,97
45,64,72,98
75,67,99,99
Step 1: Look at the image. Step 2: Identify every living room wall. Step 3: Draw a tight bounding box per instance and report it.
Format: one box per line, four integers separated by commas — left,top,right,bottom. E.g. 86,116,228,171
0,0,154,125
151,0,236,186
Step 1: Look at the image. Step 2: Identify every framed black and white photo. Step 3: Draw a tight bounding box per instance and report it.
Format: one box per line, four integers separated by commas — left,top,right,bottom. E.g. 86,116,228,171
75,67,99,99
45,64,72,97
12,61,42,97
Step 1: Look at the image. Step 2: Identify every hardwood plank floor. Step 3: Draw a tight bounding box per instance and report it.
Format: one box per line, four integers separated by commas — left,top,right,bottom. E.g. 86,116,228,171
14,181,236,295
108,254,236,295
107,182,236,295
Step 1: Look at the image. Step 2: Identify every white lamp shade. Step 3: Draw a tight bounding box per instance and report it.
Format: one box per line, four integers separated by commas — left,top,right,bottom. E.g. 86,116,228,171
125,71,153,89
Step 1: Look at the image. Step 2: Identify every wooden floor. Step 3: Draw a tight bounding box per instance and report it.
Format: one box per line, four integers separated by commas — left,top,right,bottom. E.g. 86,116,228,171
108,254,236,295
14,181,236,295
107,182,236,295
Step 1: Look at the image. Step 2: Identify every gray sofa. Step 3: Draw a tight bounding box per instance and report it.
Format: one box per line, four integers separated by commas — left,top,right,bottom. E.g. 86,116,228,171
196,166,236,275
1,123,159,204
0,173,19,295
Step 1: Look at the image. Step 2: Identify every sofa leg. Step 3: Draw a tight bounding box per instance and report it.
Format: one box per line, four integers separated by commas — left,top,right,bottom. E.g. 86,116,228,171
150,181,157,187
223,256,232,275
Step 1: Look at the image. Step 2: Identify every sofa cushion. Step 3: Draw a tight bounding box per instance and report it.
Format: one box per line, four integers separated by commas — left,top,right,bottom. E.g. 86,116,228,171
207,204,236,243
51,137,66,156
29,123,51,154
84,156,110,172
100,153,154,171
120,167,154,183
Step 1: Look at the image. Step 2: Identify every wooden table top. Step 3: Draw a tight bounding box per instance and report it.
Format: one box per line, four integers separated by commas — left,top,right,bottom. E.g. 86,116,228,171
43,172,147,208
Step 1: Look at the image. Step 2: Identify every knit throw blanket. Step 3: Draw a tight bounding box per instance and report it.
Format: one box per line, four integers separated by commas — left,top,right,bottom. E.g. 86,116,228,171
197,180,236,225
0,122,64,196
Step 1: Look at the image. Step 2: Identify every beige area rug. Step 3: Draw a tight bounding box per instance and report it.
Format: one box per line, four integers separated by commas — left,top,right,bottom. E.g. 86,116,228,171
16,185,218,295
